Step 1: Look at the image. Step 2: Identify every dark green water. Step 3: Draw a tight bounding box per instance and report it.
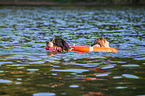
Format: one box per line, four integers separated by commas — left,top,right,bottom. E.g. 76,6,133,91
0,5,145,96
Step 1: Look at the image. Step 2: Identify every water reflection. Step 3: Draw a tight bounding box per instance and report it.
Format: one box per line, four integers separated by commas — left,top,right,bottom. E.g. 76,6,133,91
0,79,12,83
33,92,56,96
0,5,145,96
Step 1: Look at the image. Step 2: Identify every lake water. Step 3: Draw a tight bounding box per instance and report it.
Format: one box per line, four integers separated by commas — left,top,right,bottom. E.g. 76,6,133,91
0,5,145,96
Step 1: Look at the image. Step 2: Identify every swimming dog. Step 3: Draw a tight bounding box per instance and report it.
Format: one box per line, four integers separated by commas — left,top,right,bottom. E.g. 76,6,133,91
46,38,71,52
91,37,110,48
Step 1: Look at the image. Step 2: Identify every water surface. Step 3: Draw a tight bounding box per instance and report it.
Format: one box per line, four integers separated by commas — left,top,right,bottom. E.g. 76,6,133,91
0,5,145,96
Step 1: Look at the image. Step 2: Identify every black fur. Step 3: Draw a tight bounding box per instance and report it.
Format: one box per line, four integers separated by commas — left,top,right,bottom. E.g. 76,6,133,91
91,38,103,46
91,40,98,46
46,41,49,47
52,38,70,51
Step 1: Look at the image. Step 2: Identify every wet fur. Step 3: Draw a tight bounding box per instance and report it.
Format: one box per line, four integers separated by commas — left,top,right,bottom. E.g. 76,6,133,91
91,37,109,48
46,38,70,52
53,38,70,51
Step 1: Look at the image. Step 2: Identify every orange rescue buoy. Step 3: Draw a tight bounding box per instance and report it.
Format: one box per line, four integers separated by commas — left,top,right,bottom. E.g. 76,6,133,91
71,46,118,53
45,46,118,53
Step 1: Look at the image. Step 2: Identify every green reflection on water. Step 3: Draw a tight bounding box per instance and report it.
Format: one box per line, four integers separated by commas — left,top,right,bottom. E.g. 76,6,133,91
0,5,145,96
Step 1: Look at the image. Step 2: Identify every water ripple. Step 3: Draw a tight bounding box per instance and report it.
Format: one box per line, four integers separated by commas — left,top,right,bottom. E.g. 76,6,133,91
0,5,145,96
51,69,88,73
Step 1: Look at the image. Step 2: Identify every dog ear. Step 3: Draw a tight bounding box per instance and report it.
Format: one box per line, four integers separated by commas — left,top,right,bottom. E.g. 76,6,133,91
91,38,103,46
56,38,71,51
91,39,98,46
53,38,62,47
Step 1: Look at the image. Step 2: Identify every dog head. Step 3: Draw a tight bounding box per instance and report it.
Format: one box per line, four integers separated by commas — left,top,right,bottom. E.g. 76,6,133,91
91,38,110,48
46,41,54,48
